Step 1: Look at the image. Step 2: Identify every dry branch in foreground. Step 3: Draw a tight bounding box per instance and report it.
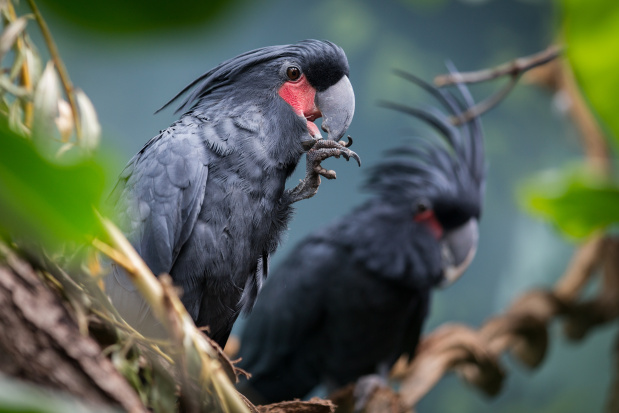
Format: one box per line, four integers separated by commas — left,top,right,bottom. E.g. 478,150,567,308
0,244,146,413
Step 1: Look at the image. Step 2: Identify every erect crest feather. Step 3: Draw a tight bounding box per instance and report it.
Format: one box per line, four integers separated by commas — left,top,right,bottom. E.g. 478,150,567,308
365,67,485,211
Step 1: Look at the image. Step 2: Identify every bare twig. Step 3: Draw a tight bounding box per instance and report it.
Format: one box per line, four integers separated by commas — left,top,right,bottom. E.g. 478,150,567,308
450,75,519,124
92,238,135,273
434,45,562,125
435,45,562,86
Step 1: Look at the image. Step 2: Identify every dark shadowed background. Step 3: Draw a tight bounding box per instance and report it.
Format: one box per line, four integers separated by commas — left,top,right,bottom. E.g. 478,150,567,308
27,0,614,411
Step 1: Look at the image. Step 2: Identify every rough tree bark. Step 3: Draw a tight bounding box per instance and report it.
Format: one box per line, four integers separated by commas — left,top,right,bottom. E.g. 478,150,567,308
0,245,146,413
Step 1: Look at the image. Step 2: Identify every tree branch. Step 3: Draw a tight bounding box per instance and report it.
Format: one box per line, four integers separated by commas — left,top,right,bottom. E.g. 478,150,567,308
0,244,146,412
434,45,562,125
435,45,562,86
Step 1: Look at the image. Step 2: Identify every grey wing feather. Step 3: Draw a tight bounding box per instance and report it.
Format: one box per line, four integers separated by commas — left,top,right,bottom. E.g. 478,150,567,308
106,124,209,335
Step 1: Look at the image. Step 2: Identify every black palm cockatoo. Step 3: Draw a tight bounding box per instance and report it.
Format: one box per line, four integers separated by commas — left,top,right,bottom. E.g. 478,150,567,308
106,40,360,347
237,71,486,403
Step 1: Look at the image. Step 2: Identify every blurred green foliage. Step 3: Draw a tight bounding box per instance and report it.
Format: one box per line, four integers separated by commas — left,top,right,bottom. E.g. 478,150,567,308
522,0,619,239
36,0,246,33
0,373,117,413
0,125,105,248
519,165,619,238
562,0,619,147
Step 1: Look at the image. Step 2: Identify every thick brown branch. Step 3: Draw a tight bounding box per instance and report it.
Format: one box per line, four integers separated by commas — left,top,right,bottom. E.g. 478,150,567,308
0,246,146,412
554,236,606,301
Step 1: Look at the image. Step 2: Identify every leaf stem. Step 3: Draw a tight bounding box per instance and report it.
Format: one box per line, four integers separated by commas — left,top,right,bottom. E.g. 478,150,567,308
5,1,33,127
25,0,81,139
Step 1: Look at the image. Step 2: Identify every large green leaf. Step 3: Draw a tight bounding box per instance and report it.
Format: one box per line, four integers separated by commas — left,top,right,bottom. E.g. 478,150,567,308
519,165,619,239
562,0,619,147
0,125,105,248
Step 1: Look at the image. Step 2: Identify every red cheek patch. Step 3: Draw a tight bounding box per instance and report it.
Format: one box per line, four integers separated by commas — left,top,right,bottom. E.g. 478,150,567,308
278,74,322,137
306,121,320,136
414,210,444,239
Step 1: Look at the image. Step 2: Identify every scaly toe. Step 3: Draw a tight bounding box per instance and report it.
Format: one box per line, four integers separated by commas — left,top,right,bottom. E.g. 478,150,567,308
349,150,361,167
319,169,337,179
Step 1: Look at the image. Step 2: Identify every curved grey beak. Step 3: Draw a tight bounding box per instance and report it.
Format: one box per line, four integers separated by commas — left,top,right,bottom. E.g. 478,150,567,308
440,218,479,287
315,75,355,141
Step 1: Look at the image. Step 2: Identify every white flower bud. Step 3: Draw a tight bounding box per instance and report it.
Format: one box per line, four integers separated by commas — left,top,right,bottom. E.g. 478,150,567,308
32,61,61,150
24,47,42,87
55,99,74,142
0,17,28,63
75,89,101,151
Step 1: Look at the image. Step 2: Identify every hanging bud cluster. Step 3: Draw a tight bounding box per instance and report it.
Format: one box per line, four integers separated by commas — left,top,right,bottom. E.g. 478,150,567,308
0,2,101,159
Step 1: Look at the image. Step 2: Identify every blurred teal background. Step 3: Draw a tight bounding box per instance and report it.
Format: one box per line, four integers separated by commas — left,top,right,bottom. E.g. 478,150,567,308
30,0,615,411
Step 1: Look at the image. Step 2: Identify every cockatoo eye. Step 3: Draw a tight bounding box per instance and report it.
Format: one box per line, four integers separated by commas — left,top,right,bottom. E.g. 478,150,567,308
286,66,301,81
415,200,430,214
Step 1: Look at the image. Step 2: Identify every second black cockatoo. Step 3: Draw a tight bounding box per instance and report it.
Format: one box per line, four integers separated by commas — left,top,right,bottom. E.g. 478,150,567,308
106,40,360,347
237,71,486,403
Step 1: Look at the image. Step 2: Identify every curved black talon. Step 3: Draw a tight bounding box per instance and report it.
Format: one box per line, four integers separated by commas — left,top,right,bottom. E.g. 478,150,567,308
286,137,362,204
350,150,361,167
342,135,353,148
340,145,361,167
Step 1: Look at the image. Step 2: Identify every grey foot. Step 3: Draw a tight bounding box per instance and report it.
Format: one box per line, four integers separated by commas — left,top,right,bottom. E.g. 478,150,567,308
309,137,361,180
287,137,361,204
353,374,388,413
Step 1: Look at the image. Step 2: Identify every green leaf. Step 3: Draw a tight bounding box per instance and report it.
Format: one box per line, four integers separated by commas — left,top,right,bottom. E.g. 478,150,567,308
0,125,105,248
561,0,619,147
519,164,619,239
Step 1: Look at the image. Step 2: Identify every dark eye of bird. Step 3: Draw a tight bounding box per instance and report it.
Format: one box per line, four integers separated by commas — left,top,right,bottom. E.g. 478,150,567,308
416,201,429,214
286,66,301,81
